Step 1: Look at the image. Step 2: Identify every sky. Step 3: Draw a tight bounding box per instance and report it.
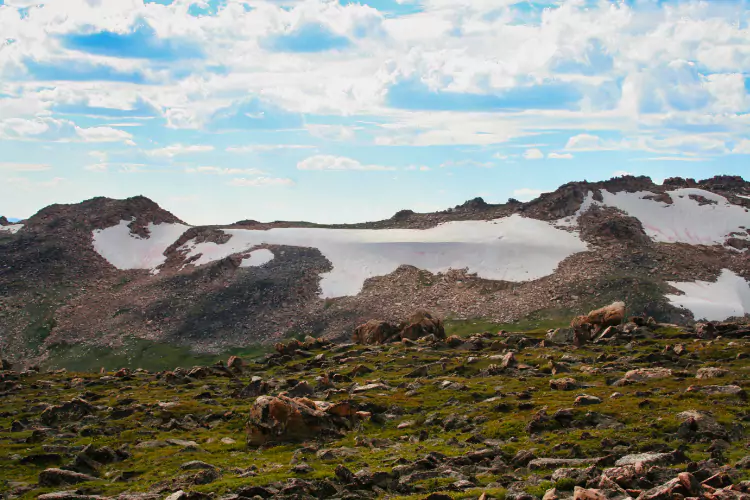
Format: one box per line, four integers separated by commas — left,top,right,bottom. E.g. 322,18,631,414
1,0,749,225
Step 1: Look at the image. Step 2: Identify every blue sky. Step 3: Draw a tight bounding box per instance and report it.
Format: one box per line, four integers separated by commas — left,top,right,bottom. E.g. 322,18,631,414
1,0,749,224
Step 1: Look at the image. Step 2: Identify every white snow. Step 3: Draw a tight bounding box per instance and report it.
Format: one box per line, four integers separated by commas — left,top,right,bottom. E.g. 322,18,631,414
180,214,588,298
557,188,750,245
0,223,24,234
666,269,750,321
239,249,275,268
92,219,189,271
737,194,750,200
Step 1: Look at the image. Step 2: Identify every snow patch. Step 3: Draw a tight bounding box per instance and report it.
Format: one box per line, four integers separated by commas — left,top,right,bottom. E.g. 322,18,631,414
737,194,750,200
239,249,275,268
93,220,189,271
666,270,750,321
557,188,750,245
0,223,24,234
180,214,588,298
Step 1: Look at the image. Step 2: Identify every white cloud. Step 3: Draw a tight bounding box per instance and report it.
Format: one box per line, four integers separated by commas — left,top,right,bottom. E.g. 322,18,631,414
548,152,573,159
76,126,135,145
84,163,148,172
226,144,316,153
229,177,295,187
523,148,544,160
440,160,493,168
565,134,611,151
148,144,215,158
84,163,108,172
89,150,108,162
305,125,358,141
0,162,51,172
733,140,750,155
186,166,266,175
633,156,710,162
513,188,544,201
297,155,396,171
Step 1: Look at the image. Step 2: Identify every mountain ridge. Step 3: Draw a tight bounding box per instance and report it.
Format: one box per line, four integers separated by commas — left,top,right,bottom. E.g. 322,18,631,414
1,174,749,369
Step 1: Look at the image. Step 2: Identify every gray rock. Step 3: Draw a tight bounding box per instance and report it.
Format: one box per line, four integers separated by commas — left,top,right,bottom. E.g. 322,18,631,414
39,469,98,487
614,452,672,467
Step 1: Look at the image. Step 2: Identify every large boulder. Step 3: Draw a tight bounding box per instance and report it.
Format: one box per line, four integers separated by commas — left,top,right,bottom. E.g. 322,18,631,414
399,310,446,341
246,396,362,446
40,398,95,426
352,311,445,345
351,320,399,345
571,302,625,342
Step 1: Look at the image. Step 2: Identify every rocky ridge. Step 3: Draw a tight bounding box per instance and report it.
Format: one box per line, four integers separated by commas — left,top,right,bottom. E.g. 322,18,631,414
1,175,750,367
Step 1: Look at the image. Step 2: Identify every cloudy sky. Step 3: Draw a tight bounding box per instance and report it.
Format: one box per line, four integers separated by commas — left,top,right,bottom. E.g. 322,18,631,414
1,0,749,224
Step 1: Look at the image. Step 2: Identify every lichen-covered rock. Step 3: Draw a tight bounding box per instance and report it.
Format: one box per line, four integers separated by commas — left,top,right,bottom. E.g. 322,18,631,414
352,320,399,345
399,310,446,341
39,468,97,486
549,377,578,391
246,396,361,446
696,367,728,379
40,398,95,426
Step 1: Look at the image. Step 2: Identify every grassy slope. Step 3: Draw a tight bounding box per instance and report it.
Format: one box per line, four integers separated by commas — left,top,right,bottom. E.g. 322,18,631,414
1,324,749,499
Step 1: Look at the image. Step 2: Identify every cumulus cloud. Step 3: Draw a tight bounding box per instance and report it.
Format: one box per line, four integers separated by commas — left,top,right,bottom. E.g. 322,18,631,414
0,162,51,172
76,126,135,144
226,145,316,153
148,144,215,157
523,148,544,160
297,155,396,171
229,177,295,187
186,166,266,175
548,152,573,159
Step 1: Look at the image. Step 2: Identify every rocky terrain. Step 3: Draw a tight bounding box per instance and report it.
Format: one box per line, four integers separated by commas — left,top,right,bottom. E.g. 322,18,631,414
1,174,750,369
0,313,749,499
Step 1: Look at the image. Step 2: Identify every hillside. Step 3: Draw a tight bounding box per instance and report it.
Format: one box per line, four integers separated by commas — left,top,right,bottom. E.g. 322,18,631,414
0,320,749,499
1,175,750,369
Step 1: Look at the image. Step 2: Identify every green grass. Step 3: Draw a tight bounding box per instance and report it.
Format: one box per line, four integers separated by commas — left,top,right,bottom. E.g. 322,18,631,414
2,324,749,500
43,337,272,372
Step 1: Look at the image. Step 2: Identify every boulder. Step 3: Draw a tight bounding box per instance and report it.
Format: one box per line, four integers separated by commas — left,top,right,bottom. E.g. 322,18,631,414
550,377,579,391
574,395,602,406
677,410,730,441
39,469,98,487
40,399,95,426
696,367,728,379
399,310,446,341
572,486,607,500
619,367,672,384
246,396,361,446
351,320,399,345
686,385,745,397
571,302,626,340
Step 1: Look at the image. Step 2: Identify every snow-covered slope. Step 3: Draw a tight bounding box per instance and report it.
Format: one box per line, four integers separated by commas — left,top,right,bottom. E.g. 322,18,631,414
0,224,24,234
92,215,588,297
558,188,750,246
666,270,750,321
92,220,189,271
181,215,589,297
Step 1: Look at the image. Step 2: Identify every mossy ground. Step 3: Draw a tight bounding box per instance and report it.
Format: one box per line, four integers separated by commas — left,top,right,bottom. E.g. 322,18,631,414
1,325,749,499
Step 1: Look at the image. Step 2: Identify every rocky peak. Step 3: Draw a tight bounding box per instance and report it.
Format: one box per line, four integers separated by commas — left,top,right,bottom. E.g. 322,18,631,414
455,197,490,211
25,195,185,234
0,216,9,226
